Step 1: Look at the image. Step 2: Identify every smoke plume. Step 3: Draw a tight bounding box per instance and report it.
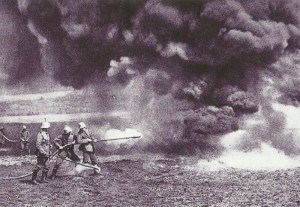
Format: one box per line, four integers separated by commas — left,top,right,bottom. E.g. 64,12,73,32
0,1,41,85
0,0,299,156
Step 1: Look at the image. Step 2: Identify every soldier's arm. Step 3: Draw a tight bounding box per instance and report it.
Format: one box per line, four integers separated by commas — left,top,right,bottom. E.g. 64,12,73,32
36,134,47,155
25,131,30,141
71,134,77,144
91,136,98,142
53,135,63,148
20,133,25,141
77,134,90,144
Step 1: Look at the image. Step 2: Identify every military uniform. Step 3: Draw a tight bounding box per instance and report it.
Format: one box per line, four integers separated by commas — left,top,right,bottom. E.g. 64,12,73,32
32,129,52,184
50,132,80,179
20,129,30,156
77,128,98,165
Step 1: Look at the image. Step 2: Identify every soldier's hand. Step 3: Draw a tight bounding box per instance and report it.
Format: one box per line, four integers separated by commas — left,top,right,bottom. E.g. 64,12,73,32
87,139,92,143
71,140,76,144
59,146,63,150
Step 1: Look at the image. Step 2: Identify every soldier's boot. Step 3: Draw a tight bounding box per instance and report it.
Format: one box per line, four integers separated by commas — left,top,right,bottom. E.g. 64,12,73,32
50,168,58,180
31,169,39,185
41,170,50,183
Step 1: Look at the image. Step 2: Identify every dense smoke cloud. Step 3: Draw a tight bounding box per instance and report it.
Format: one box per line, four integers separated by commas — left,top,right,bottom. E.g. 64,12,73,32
13,1,296,80
0,1,41,85
212,85,259,113
1,0,299,154
16,0,300,84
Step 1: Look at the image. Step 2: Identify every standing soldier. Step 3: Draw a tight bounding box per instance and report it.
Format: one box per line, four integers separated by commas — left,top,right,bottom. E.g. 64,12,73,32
31,122,52,185
77,122,101,174
20,125,30,156
50,125,80,179
0,126,6,146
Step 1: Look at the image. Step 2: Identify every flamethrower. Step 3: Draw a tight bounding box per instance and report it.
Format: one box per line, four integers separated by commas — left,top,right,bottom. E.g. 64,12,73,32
98,136,141,142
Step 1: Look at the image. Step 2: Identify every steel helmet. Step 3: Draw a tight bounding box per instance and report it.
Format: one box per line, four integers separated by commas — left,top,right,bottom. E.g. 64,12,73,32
22,125,26,129
78,122,86,129
41,122,50,129
63,125,72,133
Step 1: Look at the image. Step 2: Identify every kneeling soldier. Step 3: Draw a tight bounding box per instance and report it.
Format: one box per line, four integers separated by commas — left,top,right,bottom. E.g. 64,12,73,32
31,122,52,185
50,125,80,179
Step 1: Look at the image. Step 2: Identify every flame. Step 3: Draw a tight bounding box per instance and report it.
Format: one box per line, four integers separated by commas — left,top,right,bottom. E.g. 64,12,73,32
104,128,142,146
191,143,300,172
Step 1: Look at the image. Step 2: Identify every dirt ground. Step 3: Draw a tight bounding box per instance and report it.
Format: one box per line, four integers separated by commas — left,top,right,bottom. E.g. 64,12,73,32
0,154,300,207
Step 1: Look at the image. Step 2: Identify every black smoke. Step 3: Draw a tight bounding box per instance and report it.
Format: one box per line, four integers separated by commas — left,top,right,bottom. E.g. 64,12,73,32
0,1,41,85
2,0,300,154
16,0,300,85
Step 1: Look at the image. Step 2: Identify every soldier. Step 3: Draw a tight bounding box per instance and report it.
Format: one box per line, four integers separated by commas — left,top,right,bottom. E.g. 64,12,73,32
0,126,6,146
50,125,80,179
20,125,30,156
31,122,52,185
77,122,101,174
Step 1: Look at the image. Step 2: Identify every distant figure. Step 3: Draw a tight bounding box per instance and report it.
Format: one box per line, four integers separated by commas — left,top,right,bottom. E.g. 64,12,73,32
31,122,52,185
0,126,6,146
20,125,30,156
77,122,101,174
50,125,80,179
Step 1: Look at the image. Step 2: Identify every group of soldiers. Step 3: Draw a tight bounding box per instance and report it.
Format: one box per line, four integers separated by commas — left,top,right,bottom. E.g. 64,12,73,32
13,121,100,185
32,121,101,184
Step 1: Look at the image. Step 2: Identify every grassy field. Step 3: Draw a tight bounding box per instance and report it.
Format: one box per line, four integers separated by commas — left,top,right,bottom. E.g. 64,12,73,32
0,88,131,117
0,92,103,116
0,154,300,207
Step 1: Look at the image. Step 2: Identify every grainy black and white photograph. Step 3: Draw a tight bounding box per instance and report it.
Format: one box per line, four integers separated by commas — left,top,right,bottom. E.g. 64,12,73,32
1,0,300,206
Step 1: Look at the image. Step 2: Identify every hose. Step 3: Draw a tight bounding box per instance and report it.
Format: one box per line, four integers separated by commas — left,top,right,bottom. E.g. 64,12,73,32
0,143,75,180
1,134,20,143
